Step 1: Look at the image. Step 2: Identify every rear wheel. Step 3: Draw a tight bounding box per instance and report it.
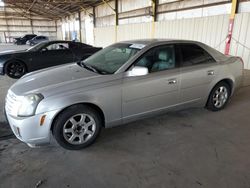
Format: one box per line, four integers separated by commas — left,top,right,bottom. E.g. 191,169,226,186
5,61,27,79
207,82,231,111
53,105,102,150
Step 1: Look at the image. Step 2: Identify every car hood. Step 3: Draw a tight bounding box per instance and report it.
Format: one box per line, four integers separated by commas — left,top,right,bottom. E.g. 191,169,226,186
10,63,115,97
0,50,27,56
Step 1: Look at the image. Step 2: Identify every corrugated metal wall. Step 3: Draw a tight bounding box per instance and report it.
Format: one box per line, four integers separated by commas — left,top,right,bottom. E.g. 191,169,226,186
94,26,116,47
94,13,250,69
230,13,250,69
0,6,58,43
117,22,152,41
154,14,229,53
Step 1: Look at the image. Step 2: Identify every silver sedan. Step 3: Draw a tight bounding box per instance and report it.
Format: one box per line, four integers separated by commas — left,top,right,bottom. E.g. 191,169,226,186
5,39,243,150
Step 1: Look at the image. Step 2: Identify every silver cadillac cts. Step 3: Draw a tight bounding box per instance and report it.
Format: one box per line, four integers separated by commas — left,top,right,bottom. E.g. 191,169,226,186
5,39,243,150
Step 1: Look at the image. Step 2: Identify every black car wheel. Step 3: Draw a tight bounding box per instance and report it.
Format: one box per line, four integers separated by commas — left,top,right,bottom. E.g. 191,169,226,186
5,61,27,79
53,105,102,150
206,82,231,111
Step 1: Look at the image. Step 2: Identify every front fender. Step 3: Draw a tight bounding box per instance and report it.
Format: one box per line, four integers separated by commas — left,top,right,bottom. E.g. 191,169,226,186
36,86,122,127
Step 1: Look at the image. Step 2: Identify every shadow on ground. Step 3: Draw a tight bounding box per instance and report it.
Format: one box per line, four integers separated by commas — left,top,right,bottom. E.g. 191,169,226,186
0,121,14,141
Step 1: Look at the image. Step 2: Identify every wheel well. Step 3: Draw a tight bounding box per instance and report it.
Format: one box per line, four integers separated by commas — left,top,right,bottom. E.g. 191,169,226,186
206,78,233,106
50,103,106,134
218,79,233,95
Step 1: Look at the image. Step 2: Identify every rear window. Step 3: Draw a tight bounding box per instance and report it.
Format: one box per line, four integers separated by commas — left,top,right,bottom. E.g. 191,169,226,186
178,44,216,67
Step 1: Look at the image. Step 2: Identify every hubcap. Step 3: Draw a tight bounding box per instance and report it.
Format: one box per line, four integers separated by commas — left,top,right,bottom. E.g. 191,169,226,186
213,86,228,108
63,114,96,145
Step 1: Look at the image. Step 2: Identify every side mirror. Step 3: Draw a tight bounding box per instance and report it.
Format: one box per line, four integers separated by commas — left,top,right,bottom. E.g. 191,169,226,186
127,66,149,77
40,48,47,53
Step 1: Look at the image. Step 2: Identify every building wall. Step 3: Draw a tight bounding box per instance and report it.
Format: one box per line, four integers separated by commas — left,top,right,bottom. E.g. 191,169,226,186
0,7,57,43
93,0,250,69
230,13,250,69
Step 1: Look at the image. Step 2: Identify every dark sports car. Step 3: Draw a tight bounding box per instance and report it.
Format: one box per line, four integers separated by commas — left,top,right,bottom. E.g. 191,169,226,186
14,34,37,45
0,40,102,78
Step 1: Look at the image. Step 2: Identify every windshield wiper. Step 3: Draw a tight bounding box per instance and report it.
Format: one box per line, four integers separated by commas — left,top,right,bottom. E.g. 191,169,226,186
78,61,109,75
78,61,98,73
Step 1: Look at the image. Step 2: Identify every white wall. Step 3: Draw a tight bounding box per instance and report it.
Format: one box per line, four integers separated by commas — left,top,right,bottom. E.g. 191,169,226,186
93,13,250,69
230,13,250,70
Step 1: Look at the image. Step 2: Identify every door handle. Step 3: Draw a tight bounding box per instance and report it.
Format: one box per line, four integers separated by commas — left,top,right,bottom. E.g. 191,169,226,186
168,79,177,84
207,70,214,75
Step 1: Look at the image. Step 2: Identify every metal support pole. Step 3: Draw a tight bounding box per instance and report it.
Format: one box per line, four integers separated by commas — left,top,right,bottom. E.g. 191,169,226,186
115,0,118,42
101,0,118,42
78,11,82,42
93,7,96,28
30,18,34,34
225,0,238,55
151,0,158,38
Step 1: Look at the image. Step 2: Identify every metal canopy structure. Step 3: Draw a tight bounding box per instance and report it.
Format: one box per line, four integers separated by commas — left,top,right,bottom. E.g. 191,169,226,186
2,0,105,20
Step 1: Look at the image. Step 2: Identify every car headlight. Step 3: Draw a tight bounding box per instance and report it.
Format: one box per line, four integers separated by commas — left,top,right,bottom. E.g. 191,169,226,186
17,94,44,117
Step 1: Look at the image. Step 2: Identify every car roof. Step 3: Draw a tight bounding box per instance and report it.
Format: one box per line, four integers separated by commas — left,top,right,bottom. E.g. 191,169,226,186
42,40,92,47
120,38,201,46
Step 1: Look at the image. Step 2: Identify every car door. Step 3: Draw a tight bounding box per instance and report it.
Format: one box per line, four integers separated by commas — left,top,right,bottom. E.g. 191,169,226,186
177,43,218,105
33,43,74,70
122,44,181,122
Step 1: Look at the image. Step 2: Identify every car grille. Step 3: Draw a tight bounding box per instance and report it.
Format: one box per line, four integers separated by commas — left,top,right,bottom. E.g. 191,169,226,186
5,90,21,117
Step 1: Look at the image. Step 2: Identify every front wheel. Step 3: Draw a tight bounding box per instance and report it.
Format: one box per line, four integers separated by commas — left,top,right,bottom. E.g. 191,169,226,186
206,82,231,111
53,105,102,150
5,61,27,79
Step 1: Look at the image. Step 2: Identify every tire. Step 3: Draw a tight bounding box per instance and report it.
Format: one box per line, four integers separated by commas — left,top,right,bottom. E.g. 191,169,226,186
4,61,27,79
206,82,231,111
53,105,102,150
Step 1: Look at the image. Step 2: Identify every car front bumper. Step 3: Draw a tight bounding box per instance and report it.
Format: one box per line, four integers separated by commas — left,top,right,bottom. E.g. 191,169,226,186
5,108,60,147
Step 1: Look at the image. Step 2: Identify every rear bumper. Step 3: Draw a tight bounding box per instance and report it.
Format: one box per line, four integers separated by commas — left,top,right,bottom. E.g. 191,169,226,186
234,74,243,91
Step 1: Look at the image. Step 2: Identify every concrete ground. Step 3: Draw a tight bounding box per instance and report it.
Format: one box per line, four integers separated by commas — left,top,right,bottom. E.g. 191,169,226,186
0,44,250,188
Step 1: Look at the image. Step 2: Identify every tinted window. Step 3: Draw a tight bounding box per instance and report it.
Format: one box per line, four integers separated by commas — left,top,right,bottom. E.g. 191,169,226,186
69,42,91,50
179,44,215,67
134,45,176,73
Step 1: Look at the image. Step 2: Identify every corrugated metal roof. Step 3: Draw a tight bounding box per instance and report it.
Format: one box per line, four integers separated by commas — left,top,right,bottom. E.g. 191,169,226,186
2,0,108,20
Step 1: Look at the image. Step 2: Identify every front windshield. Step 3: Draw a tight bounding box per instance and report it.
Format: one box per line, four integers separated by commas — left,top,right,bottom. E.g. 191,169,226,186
27,42,46,52
82,43,141,74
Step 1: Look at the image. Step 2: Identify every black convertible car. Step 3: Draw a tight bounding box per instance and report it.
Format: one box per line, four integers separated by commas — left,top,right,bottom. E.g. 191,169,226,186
0,41,102,78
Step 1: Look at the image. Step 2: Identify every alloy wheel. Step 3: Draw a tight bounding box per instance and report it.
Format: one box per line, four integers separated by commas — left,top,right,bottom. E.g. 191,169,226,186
212,86,228,108
63,113,96,145
6,62,26,78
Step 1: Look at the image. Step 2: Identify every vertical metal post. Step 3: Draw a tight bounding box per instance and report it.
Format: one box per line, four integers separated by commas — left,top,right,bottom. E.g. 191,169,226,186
3,5,9,43
101,0,118,42
152,0,158,22
151,0,158,38
78,11,82,42
93,7,96,28
225,0,238,55
55,20,57,39
30,19,34,34
61,18,64,40
115,0,118,42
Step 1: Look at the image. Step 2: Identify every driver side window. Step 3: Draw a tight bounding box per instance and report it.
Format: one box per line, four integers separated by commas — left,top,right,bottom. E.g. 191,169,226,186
135,45,176,73
45,43,69,51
